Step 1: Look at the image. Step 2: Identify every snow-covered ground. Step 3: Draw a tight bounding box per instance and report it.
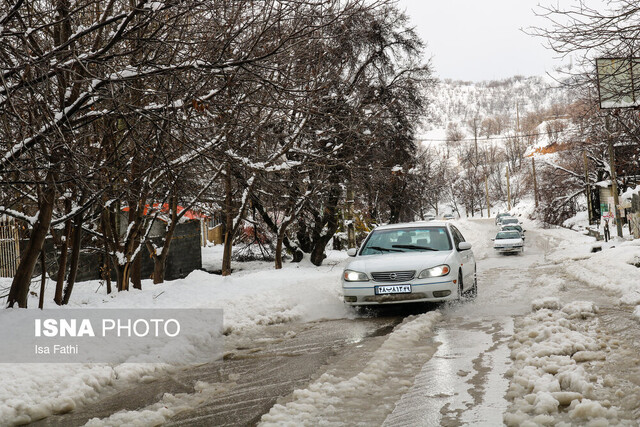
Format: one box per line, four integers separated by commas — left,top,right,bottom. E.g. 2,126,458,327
0,250,352,425
1,209,640,426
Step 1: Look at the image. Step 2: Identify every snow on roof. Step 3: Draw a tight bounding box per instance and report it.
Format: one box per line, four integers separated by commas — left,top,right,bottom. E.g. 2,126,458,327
594,180,612,188
621,184,640,201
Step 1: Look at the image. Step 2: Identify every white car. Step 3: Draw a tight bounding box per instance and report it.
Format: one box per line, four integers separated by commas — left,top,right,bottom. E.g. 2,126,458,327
499,217,521,227
493,230,524,254
495,212,511,225
341,221,476,306
500,224,525,240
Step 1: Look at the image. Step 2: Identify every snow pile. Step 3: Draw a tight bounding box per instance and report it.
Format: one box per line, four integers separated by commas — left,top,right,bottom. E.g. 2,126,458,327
84,381,230,426
0,363,168,425
561,240,640,306
259,311,442,426
454,218,492,260
531,275,567,293
509,197,537,222
0,250,352,425
563,211,589,231
504,299,624,426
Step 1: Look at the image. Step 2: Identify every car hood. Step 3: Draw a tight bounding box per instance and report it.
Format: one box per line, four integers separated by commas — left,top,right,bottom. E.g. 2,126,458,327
494,238,522,245
346,251,452,273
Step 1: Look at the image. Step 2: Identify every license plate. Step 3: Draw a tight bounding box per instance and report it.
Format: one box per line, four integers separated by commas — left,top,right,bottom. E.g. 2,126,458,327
375,284,411,295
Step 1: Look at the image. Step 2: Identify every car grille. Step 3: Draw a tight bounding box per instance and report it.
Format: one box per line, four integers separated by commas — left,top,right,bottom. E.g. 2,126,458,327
371,271,415,282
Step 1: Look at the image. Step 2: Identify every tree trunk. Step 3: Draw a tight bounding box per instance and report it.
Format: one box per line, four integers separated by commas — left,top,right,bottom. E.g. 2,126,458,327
101,214,112,294
310,236,331,266
104,255,112,295
116,261,132,292
252,197,303,262
153,255,166,284
221,231,233,276
131,253,142,289
7,185,56,308
54,209,72,305
38,247,46,309
222,164,233,276
148,195,179,284
62,213,83,305
274,236,284,269
308,187,341,266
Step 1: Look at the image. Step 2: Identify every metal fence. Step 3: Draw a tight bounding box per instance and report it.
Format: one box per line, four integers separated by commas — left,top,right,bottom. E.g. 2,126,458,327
0,217,20,277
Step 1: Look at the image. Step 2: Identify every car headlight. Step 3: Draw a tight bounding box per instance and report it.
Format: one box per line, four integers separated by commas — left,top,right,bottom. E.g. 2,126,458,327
418,264,450,278
343,270,369,282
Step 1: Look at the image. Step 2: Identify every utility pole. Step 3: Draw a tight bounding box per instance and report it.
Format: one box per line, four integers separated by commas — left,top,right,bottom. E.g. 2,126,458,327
506,166,512,211
485,175,491,217
583,151,593,225
531,157,539,208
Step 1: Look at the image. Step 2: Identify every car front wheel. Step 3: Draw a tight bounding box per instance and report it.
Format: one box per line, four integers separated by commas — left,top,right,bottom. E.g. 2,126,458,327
456,269,464,301
467,268,478,299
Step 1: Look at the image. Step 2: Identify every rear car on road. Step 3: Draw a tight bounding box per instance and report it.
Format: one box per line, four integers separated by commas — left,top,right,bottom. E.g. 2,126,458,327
500,224,525,240
495,212,511,225
499,217,521,227
493,230,524,254
341,221,476,306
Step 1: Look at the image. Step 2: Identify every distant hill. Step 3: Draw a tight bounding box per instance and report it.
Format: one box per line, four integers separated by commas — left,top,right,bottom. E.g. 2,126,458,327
422,75,573,143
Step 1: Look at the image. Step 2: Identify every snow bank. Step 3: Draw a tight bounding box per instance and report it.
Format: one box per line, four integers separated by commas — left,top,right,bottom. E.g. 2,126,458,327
504,299,624,426
259,311,442,426
0,364,168,425
563,210,589,231
84,381,230,426
559,240,640,306
453,218,492,260
0,250,352,425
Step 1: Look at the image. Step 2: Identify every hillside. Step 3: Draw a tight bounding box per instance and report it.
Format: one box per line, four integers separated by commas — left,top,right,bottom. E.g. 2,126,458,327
422,75,573,144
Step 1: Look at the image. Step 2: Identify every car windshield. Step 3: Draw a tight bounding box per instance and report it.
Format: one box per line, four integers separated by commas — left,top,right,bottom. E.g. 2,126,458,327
503,225,522,232
496,231,521,240
502,218,518,225
361,226,452,255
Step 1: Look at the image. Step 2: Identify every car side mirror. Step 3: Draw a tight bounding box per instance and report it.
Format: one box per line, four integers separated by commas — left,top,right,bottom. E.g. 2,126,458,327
458,242,472,250
346,248,357,257
491,238,495,241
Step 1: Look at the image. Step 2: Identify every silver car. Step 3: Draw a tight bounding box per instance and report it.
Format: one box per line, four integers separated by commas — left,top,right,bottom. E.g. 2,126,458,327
493,230,524,254
495,212,511,225
499,217,521,227
501,224,525,240
342,221,476,306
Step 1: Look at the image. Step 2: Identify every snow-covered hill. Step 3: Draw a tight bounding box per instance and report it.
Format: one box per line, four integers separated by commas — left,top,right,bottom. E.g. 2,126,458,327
422,75,573,143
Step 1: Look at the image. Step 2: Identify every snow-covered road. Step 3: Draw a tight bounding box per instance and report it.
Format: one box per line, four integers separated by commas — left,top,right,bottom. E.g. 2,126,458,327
12,218,640,426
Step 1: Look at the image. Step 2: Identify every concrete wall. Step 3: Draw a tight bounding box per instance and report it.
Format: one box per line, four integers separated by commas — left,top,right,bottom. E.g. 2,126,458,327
26,220,202,283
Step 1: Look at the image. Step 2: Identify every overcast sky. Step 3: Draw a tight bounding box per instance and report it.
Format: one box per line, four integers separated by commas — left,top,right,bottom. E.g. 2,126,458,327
396,0,565,81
